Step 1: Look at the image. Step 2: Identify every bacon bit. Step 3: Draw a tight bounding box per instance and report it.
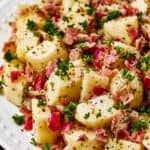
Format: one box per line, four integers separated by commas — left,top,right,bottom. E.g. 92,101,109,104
111,112,129,139
93,48,104,69
127,26,138,41
69,49,81,61
63,28,78,45
10,71,21,82
101,67,112,77
78,134,88,141
130,131,144,143
51,145,62,150
47,108,61,131
20,106,32,118
0,66,4,76
144,77,150,90
96,10,107,19
121,2,137,16
33,74,44,90
2,41,16,52
95,128,108,143
99,0,113,5
135,36,147,51
9,22,17,34
24,117,33,131
61,122,72,134
45,60,57,78
25,66,34,83
114,37,121,42
124,58,137,69
104,54,116,67
92,86,107,96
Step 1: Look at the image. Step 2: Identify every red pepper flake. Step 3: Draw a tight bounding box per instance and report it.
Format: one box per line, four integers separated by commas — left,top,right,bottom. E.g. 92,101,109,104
10,71,21,81
24,117,33,131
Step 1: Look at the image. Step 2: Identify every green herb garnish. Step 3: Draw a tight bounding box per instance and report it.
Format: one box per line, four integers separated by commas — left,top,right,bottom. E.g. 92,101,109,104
101,40,114,46
131,120,148,132
107,11,122,20
4,51,16,62
42,143,51,150
81,20,88,30
12,114,24,125
37,99,46,107
96,111,101,118
55,59,73,79
0,80,5,90
27,20,37,31
121,69,135,81
75,41,87,49
84,112,90,119
30,138,37,145
64,101,77,121
87,7,95,15
82,54,93,63
136,12,143,21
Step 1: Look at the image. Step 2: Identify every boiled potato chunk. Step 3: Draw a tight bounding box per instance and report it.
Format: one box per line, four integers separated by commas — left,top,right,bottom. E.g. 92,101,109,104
64,128,102,150
104,16,138,44
75,94,119,128
105,138,144,150
143,23,150,39
131,0,148,13
25,40,68,72
32,99,59,144
46,67,82,106
16,5,44,60
110,70,143,108
3,60,26,106
63,0,75,13
80,70,109,101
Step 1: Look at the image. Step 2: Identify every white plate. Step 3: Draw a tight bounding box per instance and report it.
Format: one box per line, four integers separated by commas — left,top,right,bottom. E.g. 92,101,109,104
0,0,39,150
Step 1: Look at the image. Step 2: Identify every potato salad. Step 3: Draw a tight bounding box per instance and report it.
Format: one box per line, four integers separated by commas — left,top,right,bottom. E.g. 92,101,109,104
0,0,150,149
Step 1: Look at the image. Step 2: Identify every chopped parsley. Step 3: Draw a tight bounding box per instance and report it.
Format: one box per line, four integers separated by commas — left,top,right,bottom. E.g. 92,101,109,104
55,59,73,79
131,120,148,132
114,102,126,110
81,20,88,30
42,143,51,150
27,20,37,31
137,106,150,114
64,101,77,121
136,12,143,21
4,51,16,62
75,41,87,49
63,16,69,22
82,54,93,63
96,111,101,118
67,24,75,28
30,138,37,145
12,114,24,125
50,82,54,91
23,87,29,94
107,11,122,21
0,80,5,90
33,32,40,37
121,69,135,81
95,10,121,29
101,40,114,46
37,99,46,107
84,112,90,119
87,7,95,15
136,55,150,71
114,46,135,59
43,19,62,39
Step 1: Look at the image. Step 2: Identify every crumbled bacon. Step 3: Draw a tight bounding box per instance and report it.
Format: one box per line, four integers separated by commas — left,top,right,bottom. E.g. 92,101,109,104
0,66,4,76
63,28,79,45
130,131,144,143
144,76,150,90
78,134,88,141
92,85,107,96
24,117,33,131
101,67,112,77
10,71,21,82
61,122,72,134
20,106,32,118
69,49,81,61
2,41,16,52
25,66,34,83
96,10,107,19
95,128,108,143
127,26,138,41
99,0,114,5
47,107,61,131
104,54,117,68
135,36,147,51
33,74,44,90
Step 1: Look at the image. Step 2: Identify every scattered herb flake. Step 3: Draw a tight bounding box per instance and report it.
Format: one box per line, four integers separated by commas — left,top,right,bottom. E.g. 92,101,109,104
121,69,135,81
96,111,101,118
37,99,46,107
75,41,87,49
0,80,5,90
84,112,90,119
131,120,148,132
4,51,16,62
30,138,37,145
12,114,24,125
81,20,88,30
82,54,93,63
42,143,50,150
87,7,95,15
27,20,37,31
